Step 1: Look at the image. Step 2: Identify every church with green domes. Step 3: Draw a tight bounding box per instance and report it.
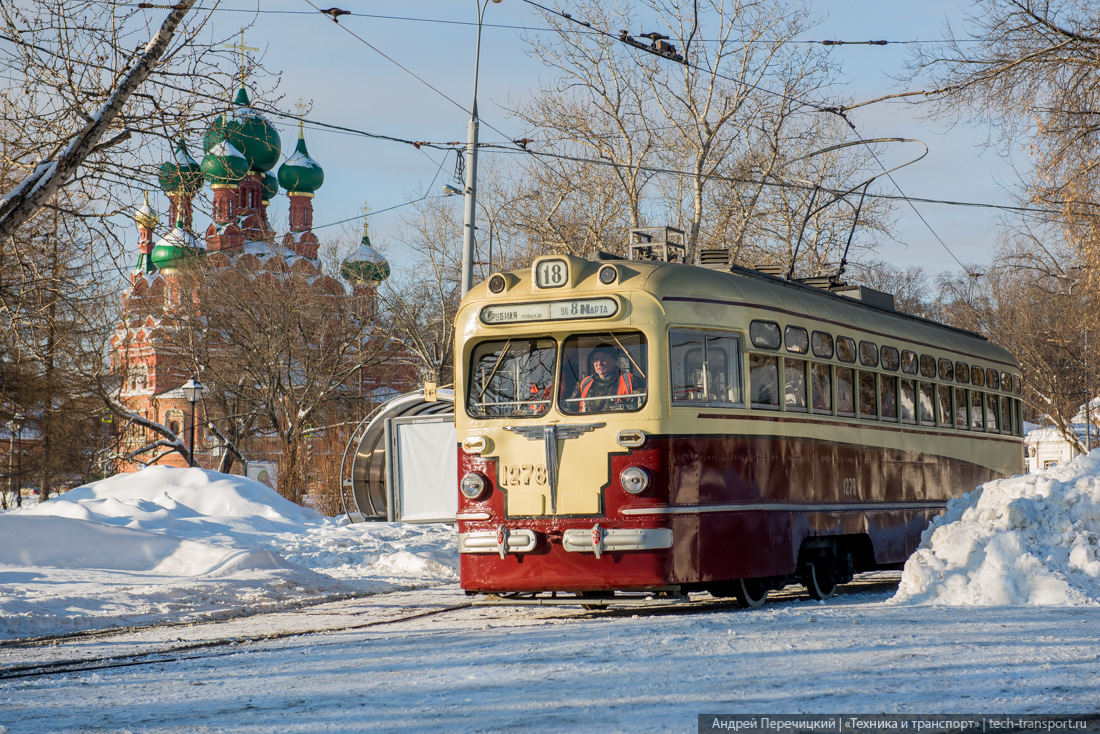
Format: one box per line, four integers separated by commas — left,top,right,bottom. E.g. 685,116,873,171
111,84,401,473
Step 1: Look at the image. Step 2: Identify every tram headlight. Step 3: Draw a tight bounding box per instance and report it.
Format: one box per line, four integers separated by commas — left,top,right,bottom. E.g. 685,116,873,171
620,466,650,495
487,274,506,293
598,265,618,285
460,472,490,500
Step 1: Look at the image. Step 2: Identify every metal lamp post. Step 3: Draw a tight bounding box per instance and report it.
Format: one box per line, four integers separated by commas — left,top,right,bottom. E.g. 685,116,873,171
447,184,535,279
181,377,204,467
460,0,503,297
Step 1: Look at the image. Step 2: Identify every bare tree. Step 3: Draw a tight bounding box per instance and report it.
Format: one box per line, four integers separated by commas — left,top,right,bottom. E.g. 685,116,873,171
937,231,1091,449
508,0,881,265
170,260,397,504
909,0,1100,295
0,0,210,240
0,2,280,488
375,200,462,386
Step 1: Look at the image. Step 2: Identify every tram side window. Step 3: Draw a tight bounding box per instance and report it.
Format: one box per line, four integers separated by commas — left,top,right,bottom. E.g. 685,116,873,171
749,320,781,350
858,372,878,420
902,350,919,375
880,375,898,421
559,332,648,415
937,384,953,427
836,367,855,417
900,379,916,423
939,359,954,382
1001,395,1011,434
670,330,743,406
970,390,984,430
785,358,808,412
986,393,1000,432
920,355,937,378
972,366,985,388
956,362,971,384
811,363,832,414
466,338,557,418
750,354,780,409
859,341,879,368
955,387,969,428
785,326,809,354
837,336,856,363
812,331,834,359
881,346,900,372
919,382,935,424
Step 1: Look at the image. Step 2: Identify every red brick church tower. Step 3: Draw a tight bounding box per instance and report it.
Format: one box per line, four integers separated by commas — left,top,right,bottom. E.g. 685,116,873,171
109,84,390,472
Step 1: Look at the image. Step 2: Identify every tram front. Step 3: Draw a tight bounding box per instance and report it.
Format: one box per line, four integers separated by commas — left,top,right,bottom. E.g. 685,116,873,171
455,254,674,595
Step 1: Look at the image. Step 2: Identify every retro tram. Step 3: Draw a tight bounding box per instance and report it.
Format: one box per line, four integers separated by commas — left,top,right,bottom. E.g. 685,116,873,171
454,235,1024,607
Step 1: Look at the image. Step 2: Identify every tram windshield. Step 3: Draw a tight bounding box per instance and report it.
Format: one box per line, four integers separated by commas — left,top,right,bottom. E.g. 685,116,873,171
559,332,648,415
466,338,556,418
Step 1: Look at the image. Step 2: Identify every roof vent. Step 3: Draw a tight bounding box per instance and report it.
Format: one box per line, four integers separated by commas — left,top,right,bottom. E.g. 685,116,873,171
753,264,785,277
698,248,731,269
830,284,895,311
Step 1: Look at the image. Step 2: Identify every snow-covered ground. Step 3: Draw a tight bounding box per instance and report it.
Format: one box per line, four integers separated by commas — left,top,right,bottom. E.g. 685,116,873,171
0,467,457,640
2,462,1100,732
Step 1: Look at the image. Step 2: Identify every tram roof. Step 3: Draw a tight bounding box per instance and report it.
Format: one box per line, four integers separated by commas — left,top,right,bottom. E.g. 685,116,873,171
459,253,1018,369
626,256,1015,365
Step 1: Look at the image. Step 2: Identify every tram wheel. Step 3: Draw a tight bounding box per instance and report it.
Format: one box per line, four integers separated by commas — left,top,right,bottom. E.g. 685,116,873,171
801,558,837,600
734,578,769,608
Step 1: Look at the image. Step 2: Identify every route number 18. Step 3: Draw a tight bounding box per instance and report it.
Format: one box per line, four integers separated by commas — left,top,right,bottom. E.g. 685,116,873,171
535,259,568,288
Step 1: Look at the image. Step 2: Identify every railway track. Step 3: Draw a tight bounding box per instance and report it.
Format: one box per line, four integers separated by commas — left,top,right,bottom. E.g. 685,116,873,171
0,574,900,681
0,587,475,681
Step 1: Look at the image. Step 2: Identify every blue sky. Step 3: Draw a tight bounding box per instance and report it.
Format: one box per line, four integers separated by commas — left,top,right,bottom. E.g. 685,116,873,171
167,0,1019,279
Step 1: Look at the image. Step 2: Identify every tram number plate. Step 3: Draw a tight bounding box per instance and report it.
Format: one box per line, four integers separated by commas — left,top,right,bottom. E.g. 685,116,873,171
535,259,568,288
500,464,548,487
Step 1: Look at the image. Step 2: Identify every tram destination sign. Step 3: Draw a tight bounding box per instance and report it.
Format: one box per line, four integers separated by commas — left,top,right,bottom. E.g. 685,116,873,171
480,297,619,325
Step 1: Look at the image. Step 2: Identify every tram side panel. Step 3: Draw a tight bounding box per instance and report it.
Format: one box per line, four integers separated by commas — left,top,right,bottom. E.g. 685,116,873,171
666,428,1010,583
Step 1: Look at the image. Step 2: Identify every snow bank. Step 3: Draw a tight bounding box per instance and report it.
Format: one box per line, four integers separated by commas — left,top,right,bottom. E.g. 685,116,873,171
0,467,457,638
893,454,1100,605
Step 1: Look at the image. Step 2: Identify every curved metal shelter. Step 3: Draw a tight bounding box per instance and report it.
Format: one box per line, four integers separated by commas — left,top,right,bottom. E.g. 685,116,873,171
338,390,455,521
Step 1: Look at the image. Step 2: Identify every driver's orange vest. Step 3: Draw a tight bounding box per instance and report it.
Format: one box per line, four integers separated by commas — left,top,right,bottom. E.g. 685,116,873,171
578,373,633,411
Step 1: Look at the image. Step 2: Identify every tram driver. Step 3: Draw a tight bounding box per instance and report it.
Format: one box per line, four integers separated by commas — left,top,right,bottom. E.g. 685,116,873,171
570,344,644,412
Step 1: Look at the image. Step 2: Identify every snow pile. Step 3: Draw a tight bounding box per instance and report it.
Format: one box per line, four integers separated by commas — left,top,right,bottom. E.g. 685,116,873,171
893,454,1100,605
0,467,456,639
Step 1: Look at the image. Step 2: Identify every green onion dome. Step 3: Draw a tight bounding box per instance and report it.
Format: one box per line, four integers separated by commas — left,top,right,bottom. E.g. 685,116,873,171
261,171,280,202
157,138,204,194
134,192,159,230
150,218,205,271
340,223,390,285
277,129,324,194
202,87,282,173
201,139,250,186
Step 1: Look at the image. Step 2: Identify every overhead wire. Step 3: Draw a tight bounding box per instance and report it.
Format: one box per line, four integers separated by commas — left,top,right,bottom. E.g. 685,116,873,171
0,4,1030,251
124,2,983,45
514,0,981,272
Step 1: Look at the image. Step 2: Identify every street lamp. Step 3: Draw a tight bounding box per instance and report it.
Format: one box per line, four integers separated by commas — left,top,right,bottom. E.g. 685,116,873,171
461,0,504,297
181,377,204,468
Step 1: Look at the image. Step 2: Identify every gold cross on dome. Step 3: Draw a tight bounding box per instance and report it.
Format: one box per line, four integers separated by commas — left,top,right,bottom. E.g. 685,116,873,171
225,29,259,87
294,98,311,134
362,202,372,236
